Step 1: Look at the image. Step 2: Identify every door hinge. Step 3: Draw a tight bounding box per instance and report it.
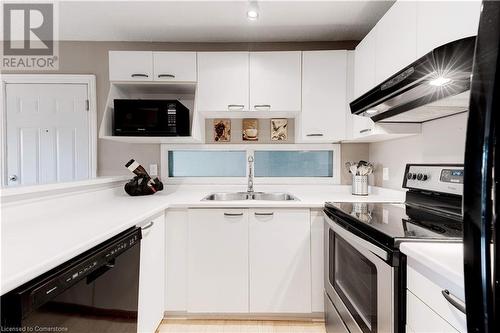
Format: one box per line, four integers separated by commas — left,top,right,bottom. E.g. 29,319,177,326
86,99,89,111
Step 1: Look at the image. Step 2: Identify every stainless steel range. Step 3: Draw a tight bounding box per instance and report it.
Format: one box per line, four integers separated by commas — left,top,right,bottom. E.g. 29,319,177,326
323,164,464,333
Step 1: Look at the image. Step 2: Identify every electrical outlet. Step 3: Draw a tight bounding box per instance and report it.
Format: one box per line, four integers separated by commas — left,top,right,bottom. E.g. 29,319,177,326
383,168,389,181
149,164,158,177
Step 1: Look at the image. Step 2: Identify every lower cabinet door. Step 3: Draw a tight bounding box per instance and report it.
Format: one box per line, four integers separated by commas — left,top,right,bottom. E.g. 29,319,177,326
138,214,165,333
249,208,311,313
187,209,249,313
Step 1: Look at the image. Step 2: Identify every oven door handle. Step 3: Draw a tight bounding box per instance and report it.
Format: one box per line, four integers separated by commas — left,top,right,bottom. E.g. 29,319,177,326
327,216,389,261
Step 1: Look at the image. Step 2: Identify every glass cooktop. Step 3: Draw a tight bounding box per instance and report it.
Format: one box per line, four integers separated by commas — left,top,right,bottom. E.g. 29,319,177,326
324,202,463,249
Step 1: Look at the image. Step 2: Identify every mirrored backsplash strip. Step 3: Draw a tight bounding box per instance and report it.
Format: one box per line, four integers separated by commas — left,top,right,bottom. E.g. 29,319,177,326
205,118,295,144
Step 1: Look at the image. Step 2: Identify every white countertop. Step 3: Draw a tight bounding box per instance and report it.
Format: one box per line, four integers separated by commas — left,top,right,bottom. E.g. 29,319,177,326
400,242,464,297
1,183,405,295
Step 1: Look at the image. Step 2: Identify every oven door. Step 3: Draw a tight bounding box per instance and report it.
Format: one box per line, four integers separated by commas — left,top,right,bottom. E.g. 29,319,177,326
324,212,394,333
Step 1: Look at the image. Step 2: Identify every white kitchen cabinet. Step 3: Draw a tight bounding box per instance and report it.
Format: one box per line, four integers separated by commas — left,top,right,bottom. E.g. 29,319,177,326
109,51,153,81
249,51,302,112
138,213,165,333
416,1,481,58
249,209,311,313
407,291,459,333
187,209,249,313
165,209,188,312
310,210,325,312
153,52,197,82
300,51,347,142
374,1,417,84
353,27,377,99
197,52,249,112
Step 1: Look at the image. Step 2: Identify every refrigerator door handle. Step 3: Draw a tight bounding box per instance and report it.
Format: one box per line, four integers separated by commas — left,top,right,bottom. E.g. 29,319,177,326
441,289,466,314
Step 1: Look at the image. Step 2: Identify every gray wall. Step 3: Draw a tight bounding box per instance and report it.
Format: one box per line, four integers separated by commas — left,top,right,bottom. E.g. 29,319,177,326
2,40,357,177
368,112,468,189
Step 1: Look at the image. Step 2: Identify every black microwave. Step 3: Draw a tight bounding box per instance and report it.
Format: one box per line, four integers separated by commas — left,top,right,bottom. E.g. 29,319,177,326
113,99,190,136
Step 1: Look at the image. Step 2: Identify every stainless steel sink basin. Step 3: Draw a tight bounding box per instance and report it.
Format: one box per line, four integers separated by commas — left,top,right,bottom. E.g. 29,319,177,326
251,192,298,201
202,192,298,201
202,192,251,201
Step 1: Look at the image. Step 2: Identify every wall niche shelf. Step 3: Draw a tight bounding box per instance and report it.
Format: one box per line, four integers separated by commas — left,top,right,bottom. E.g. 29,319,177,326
99,81,204,144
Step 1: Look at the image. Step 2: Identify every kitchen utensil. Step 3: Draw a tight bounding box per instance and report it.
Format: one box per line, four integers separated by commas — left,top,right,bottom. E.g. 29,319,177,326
350,165,358,175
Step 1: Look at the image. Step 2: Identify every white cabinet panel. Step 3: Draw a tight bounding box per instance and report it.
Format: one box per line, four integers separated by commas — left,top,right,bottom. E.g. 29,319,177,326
187,209,249,313
165,209,188,312
249,209,311,313
375,1,417,83
138,214,165,333
353,27,377,99
310,210,324,312
109,51,153,81
301,51,347,142
153,52,197,82
407,291,459,333
416,1,481,58
197,52,249,112
249,51,301,112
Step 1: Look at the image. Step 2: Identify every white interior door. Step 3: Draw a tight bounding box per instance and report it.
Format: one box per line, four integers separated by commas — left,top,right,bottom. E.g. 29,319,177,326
5,83,90,186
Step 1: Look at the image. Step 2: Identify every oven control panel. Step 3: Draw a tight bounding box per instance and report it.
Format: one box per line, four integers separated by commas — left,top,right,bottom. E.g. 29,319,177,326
403,164,463,196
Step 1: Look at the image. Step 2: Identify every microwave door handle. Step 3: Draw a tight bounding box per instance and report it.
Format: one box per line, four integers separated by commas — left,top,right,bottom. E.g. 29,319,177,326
327,216,389,261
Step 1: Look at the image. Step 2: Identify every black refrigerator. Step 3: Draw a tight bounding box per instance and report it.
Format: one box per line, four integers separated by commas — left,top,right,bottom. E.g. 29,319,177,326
463,1,499,332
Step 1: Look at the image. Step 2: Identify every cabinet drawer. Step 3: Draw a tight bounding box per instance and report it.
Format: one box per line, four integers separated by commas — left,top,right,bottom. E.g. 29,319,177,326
407,264,466,332
153,52,197,82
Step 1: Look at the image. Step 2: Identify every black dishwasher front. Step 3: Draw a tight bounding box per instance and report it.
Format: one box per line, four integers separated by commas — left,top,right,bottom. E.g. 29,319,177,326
1,227,142,333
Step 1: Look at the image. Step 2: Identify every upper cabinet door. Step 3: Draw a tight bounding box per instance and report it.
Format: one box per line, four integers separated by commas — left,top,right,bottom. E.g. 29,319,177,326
109,51,153,81
416,1,481,58
353,27,377,99
375,1,417,84
197,52,249,112
153,52,197,82
301,50,347,142
249,51,301,112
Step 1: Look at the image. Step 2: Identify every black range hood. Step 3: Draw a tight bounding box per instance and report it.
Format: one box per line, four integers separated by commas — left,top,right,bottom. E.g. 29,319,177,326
350,36,476,123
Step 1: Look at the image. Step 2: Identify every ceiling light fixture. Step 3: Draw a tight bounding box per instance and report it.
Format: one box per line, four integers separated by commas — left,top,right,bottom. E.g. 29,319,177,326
429,77,452,86
247,1,259,20
365,109,378,114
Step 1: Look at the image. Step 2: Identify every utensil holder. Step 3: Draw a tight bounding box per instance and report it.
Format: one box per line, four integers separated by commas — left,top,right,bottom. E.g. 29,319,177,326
352,175,368,196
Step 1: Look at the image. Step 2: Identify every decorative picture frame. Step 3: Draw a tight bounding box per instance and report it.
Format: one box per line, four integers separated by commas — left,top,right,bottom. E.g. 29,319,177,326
213,119,231,142
242,118,259,141
271,118,288,141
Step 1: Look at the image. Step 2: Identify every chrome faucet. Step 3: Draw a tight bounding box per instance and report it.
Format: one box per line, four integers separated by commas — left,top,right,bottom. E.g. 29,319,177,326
247,155,254,194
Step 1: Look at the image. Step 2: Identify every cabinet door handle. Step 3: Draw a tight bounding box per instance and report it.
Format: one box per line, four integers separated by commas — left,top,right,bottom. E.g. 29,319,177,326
441,289,466,314
224,212,244,217
306,133,324,137
228,104,245,110
254,212,274,216
141,221,154,230
254,104,271,110
359,128,372,134
131,73,149,78
158,74,176,78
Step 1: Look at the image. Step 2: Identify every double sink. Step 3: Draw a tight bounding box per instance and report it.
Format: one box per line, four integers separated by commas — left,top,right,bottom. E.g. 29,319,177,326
202,192,298,201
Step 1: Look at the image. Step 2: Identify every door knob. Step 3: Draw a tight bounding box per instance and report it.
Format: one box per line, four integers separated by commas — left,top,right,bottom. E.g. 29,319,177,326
9,175,18,181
